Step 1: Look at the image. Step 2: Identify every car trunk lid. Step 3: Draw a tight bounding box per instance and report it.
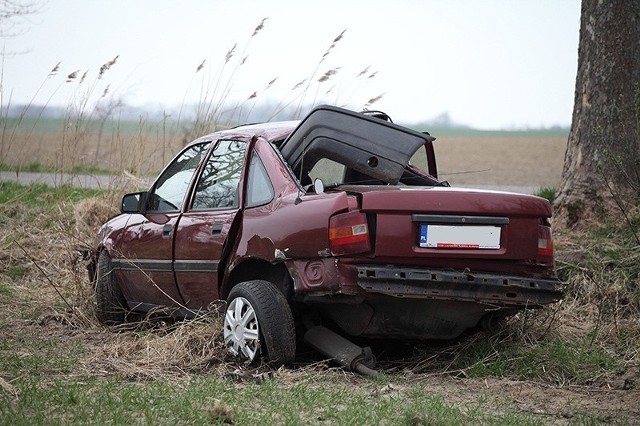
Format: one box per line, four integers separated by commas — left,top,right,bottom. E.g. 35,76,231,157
279,105,434,184
339,185,554,275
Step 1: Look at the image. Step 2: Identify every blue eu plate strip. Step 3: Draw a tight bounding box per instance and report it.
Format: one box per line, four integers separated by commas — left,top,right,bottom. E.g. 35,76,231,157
419,224,428,246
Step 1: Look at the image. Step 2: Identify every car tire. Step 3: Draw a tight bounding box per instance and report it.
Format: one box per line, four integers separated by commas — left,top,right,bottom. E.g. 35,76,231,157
224,280,296,365
94,250,127,325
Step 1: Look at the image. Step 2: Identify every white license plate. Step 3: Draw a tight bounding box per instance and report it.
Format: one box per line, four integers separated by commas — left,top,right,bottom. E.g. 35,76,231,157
419,224,501,249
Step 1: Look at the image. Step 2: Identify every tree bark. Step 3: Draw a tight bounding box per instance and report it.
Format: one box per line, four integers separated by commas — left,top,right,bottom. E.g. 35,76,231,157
554,0,640,228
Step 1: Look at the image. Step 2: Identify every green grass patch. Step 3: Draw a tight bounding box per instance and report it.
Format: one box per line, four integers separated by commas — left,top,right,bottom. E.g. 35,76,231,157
5,265,27,281
0,375,547,426
0,181,103,206
0,280,14,299
535,186,556,203
0,162,47,173
0,162,114,175
454,333,622,385
0,334,85,380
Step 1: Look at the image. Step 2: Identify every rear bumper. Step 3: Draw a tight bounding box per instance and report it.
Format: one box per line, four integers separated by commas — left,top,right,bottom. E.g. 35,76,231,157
356,265,562,307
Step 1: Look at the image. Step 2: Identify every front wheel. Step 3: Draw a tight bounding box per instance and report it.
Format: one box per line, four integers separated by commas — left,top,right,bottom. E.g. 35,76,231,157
94,250,127,325
223,280,296,365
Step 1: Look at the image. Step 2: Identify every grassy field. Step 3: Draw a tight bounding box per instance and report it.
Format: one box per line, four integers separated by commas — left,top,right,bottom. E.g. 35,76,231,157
1,117,567,190
0,174,638,424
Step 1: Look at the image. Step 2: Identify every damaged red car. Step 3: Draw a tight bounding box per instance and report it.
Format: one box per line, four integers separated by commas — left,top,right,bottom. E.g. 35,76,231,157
87,105,562,366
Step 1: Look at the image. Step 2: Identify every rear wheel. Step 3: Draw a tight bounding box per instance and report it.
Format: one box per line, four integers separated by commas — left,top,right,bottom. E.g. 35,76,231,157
94,250,127,325
223,280,296,365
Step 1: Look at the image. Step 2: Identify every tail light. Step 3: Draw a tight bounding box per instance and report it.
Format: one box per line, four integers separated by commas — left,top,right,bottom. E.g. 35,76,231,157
329,211,371,256
537,224,554,264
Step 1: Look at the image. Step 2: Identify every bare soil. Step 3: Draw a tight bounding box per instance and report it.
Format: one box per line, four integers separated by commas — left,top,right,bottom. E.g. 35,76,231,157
434,134,567,187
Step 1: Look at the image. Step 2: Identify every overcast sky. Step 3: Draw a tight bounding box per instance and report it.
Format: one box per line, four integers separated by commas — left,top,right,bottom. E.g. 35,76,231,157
2,0,581,129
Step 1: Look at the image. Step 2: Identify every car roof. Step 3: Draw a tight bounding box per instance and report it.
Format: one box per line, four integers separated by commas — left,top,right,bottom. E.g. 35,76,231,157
188,120,299,146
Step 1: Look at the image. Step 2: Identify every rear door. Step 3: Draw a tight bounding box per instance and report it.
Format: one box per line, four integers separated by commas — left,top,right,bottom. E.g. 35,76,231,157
173,139,248,309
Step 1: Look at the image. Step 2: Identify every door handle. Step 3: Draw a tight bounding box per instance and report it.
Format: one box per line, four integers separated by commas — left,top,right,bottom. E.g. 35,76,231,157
162,224,173,239
211,223,224,235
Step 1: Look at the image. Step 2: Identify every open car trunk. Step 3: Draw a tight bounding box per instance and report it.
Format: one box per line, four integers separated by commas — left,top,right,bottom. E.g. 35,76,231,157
279,105,436,185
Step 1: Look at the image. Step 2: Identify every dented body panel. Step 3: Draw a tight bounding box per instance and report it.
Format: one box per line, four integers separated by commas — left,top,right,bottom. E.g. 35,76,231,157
90,105,562,342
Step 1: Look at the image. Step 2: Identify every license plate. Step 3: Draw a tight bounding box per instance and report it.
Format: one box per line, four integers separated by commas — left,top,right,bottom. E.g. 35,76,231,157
419,224,501,249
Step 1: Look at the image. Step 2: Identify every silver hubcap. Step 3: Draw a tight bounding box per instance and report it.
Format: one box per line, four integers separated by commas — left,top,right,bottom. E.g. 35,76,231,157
223,296,260,361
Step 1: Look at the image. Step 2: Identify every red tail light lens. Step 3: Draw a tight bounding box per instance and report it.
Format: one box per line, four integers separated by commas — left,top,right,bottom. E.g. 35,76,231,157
537,225,554,263
329,211,371,256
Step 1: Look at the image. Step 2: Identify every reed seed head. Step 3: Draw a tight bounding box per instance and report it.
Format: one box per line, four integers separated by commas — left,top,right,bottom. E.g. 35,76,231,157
318,68,340,83
321,29,347,62
332,29,346,44
225,44,237,63
252,17,268,37
265,77,277,90
49,61,61,77
66,70,80,82
357,66,370,78
365,93,384,107
292,79,306,90
98,55,119,78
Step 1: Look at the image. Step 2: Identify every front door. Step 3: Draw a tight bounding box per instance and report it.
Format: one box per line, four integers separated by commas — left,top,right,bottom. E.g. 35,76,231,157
113,141,211,308
174,140,248,309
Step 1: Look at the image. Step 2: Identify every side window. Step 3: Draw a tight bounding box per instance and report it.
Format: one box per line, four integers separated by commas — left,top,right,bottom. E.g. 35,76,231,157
191,140,247,210
308,158,346,185
148,142,211,213
246,153,274,208
410,146,428,171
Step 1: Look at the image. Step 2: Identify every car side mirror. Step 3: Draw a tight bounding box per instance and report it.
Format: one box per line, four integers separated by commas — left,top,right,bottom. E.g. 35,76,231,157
313,178,325,194
121,192,147,213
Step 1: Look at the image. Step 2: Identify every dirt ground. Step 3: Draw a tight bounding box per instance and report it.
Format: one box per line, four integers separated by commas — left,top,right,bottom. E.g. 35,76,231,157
434,134,567,188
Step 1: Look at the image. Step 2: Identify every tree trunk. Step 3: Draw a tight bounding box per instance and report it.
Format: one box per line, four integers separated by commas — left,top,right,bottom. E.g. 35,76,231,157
554,1,640,228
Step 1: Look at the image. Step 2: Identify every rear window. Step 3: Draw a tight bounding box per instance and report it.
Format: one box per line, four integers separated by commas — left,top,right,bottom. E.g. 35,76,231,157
308,158,346,186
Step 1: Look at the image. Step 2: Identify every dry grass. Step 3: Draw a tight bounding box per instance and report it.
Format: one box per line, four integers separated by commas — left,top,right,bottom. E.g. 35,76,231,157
73,197,119,240
1,128,184,176
83,316,229,380
0,187,239,382
2,174,637,382
554,220,640,319
1,182,639,424
70,194,235,379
